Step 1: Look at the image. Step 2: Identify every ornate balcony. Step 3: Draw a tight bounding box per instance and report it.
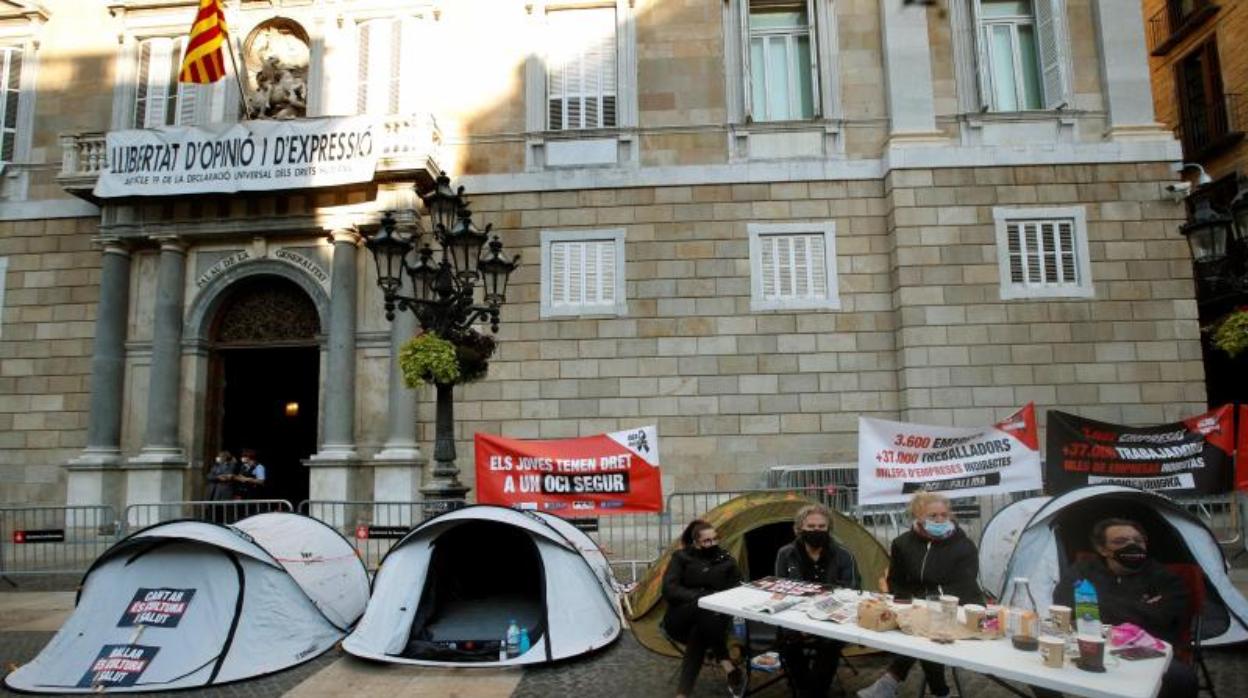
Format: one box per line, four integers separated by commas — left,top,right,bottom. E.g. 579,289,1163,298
58,113,443,200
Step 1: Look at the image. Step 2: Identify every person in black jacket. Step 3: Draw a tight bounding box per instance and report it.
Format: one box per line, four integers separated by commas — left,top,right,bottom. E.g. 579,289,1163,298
663,519,744,698
858,492,982,698
1048,518,1196,698
774,503,861,698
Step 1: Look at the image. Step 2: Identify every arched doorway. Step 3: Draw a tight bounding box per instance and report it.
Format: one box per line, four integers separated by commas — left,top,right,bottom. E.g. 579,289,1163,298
203,275,320,505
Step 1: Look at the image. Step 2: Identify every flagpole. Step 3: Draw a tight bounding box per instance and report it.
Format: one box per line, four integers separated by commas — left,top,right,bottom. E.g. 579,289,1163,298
224,34,252,119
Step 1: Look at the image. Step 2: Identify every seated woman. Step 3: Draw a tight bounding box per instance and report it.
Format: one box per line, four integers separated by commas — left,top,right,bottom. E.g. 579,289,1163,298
662,519,744,698
859,491,982,698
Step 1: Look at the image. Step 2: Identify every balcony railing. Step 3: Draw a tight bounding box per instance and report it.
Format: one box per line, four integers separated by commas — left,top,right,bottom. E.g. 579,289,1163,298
58,113,442,196
1180,92,1245,159
1149,0,1220,56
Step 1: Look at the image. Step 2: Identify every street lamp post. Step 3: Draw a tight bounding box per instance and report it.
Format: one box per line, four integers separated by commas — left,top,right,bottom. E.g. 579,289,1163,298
1181,194,1247,297
363,173,519,502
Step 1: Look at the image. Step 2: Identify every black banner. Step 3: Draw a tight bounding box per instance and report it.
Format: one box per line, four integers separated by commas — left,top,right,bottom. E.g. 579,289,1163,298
77,645,159,688
118,588,195,628
1044,407,1234,495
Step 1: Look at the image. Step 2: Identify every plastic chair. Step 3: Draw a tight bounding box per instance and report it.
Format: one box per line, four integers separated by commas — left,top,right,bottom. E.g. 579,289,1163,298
1163,563,1218,698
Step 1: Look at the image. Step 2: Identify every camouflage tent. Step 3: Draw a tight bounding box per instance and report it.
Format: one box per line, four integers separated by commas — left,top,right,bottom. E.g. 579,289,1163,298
627,491,890,656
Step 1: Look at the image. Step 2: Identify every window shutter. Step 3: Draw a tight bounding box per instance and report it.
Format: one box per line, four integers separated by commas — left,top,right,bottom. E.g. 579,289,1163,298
759,236,777,298
174,37,199,126
388,19,402,115
0,48,20,160
551,242,568,306
804,0,820,118
137,38,175,128
134,41,152,128
1057,220,1076,283
399,17,421,114
1034,0,1070,109
356,22,371,114
969,0,992,111
1006,222,1025,283
808,233,827,297
740,0,753,123
598,240,616,303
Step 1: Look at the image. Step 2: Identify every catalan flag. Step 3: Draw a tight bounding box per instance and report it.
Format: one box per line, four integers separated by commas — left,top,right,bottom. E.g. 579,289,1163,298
178,0,228,84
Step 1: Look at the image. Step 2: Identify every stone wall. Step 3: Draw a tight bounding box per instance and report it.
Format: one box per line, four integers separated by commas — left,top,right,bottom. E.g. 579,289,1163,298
0,217,99,502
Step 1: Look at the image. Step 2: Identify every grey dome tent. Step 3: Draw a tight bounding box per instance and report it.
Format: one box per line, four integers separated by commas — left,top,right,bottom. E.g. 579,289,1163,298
343,504,622,666
979,485,1248,645
4,512,370,693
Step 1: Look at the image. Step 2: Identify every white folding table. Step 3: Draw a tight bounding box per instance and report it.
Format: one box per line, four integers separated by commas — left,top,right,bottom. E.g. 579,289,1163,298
699,586,1172,698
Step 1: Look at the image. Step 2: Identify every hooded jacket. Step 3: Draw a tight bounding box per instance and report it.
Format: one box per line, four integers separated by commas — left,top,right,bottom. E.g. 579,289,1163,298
662,546,743,608
887,523,983,604
1052,556,1189,645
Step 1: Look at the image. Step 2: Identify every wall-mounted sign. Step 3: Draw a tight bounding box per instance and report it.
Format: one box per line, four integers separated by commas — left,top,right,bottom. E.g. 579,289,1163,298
95,116,378,198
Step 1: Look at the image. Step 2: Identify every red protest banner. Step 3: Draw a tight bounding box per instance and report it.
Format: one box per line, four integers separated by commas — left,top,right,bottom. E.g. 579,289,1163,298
474,426,662,514
1238,404,1248,491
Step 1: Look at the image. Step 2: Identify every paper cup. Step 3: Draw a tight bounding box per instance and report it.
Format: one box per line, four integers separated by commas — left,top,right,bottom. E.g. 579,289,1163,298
1049,605,1073,634
1039,636,1065,668
1076,634,1106,672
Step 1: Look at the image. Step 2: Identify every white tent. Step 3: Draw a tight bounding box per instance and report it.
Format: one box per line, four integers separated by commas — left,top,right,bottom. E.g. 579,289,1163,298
980,485,1248,645
5,513,370,693
343,505,622,666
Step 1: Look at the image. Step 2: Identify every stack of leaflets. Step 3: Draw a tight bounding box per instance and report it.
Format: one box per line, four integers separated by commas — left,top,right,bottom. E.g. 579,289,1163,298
746,576,827,596
805,594,856,623
742,593,803,615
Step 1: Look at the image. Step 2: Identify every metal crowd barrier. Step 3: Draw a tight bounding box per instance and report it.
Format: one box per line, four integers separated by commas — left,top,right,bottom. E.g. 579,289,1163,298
0,505,120,578
1171,492,1242,548
123,499,294,530
560,511,667,584
297,499,466,571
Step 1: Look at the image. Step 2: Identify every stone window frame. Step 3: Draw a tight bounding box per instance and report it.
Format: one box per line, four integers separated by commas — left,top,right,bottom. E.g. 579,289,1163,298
993,205,1093,300
950,0,1073,114
523,0,638,171
0,5,44,202
109,5,230,130
539,227,628,318
747,221,840,312
722,0,842,161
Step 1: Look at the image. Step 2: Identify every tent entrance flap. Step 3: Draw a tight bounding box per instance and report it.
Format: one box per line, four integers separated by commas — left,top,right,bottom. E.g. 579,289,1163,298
400,520,546,661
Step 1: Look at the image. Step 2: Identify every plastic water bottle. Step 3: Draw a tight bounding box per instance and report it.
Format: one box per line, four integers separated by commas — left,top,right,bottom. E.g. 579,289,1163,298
518,627,531,655
506,619,520,658
498,635,508,662
1074,579,1102,637
732,616,747,640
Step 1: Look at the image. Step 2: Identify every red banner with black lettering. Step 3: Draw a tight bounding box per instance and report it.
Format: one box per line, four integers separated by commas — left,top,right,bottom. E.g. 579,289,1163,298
475,426,662,514
1045,406,1235,495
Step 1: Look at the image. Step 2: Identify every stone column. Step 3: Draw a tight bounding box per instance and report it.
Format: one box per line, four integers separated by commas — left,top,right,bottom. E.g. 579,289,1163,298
879,0,944,145
128,237,190,509
66,239,131,511
308,229,361,509
1091,0,1169,139
372,308,425,521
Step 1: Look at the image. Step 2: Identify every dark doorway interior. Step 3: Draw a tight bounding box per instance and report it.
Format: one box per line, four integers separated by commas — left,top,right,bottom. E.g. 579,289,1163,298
204,275,321,505
219,346,319,505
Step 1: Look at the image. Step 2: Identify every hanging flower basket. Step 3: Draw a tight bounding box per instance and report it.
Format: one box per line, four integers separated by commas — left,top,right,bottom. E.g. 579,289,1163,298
398,329,498,387
1211,306,1248,358
399,333,461,386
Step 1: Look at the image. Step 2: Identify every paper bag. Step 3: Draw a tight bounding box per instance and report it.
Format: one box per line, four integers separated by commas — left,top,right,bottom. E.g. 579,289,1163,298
857,599,898,632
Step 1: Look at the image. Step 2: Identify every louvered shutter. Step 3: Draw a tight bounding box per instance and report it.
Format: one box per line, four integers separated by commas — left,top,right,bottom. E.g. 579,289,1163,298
399,17,421,114
1057,220,1076,283
759,235,777,298
388,19,402,115
969,0,992,111
356,22,371,114
1034,0,1070,109
547,8,616,130
0,48,20,161
1006,222,1025,283
134,40,152,128
804,0,820,118
740,1,754,123
551,242,568,306
174,37,199,126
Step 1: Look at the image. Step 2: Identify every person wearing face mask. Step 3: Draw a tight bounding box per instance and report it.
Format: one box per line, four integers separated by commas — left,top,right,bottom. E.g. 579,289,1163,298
774,504,860,698
1047,518,1196,698
662,519,745,698
858,491,981,698
205,450,238,502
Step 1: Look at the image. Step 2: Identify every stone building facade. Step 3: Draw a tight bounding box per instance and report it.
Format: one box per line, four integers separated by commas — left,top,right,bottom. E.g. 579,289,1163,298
0,0,1204,509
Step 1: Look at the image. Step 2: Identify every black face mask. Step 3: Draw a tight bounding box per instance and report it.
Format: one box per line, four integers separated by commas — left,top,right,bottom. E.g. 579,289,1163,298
799,530,831,550
695,545,721,559
1112,544,1148,571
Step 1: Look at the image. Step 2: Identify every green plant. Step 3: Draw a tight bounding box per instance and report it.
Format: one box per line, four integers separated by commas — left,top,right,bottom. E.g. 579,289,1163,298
1212,306,1248,358
399,333,461,386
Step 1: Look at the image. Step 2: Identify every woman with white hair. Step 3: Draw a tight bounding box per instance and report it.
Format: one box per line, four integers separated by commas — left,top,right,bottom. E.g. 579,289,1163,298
858,491,982,698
